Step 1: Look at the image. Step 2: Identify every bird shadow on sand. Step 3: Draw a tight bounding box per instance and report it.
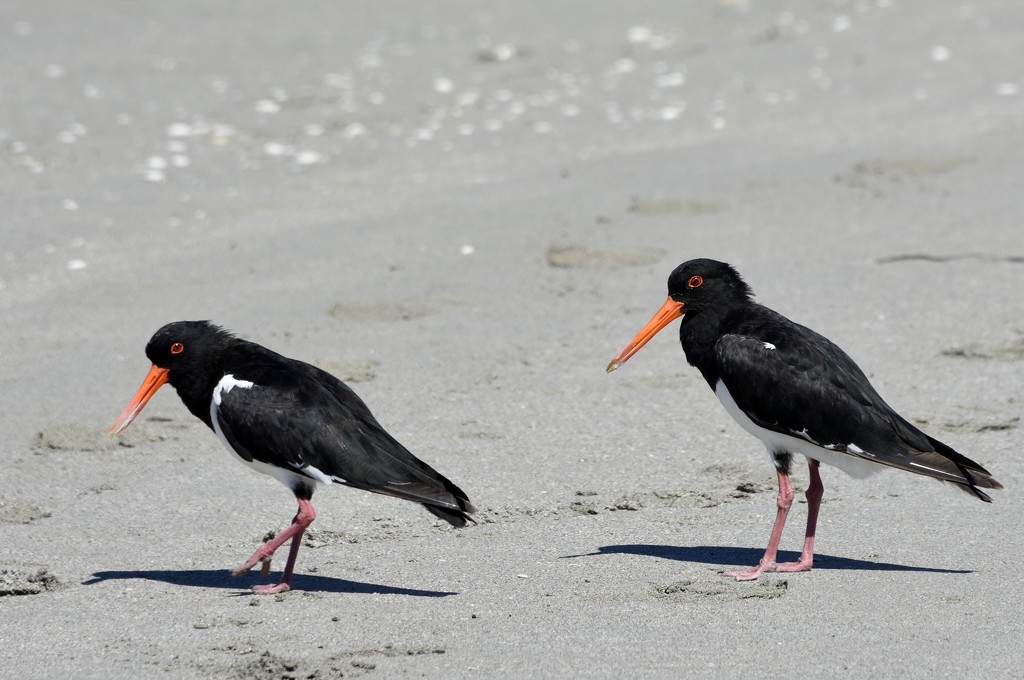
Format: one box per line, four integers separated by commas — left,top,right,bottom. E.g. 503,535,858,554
82,569,457,596
566,544,972,574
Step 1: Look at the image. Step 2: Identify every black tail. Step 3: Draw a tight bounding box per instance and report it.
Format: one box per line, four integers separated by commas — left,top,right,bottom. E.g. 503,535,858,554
360,476,475,527
921,435,1003,503
424,501,474,528
422,476,475,527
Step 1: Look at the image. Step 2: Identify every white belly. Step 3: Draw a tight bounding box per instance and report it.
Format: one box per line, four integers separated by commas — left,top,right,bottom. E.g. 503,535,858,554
713,381,883,479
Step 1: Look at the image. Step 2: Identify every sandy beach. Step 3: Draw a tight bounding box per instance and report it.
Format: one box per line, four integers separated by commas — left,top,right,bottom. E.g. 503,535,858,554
2,1,1022,677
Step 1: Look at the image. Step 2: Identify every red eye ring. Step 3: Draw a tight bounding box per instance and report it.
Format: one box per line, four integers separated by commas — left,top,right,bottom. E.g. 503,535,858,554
170,342,184,355
688,275,704,289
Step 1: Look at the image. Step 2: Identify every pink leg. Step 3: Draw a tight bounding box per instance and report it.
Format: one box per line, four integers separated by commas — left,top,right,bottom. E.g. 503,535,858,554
725,467,795,581
774,459,823,573
231,497,316,594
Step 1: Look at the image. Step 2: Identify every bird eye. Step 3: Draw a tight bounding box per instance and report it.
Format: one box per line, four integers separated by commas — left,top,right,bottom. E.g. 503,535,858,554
688,275,704,289
170,342,185,355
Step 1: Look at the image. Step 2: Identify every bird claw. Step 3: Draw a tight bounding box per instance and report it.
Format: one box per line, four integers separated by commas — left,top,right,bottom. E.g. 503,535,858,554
231,553,272,578
724,559,774,581
251,581,291,595
724,567,767,581
230,564,252,577
724,556,812,580
232,554,286,593
771,559,812,573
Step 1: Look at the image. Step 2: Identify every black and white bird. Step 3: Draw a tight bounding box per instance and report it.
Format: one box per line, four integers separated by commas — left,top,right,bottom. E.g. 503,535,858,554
607,259,1002,580
111,321,474,594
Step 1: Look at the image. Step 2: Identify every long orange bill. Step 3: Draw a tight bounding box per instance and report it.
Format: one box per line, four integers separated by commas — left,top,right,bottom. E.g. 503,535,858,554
110,364,170,435
606,297,685,373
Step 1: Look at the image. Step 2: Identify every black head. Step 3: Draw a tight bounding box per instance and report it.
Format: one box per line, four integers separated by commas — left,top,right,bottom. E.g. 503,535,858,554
111,321,235,434
607,259,753,372
666,259,753,315
144,320,235,380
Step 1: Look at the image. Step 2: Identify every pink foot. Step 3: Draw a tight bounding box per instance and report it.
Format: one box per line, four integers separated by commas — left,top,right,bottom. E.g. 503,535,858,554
772,557,813,573
724,556,813,580
724,561,774,581
251,581,292,595
723,460,823,582
231,554,273,578
230,497,315,593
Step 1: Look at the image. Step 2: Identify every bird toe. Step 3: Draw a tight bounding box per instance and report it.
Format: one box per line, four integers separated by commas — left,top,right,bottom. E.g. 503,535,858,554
251,582,291,595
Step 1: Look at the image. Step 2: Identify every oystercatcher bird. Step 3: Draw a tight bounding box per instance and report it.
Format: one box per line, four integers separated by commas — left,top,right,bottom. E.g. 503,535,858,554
607,259,1002,580
111,321,474,594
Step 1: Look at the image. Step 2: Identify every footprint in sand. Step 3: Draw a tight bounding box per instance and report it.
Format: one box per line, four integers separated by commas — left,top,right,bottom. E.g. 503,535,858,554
627,196,727,217
653,578,787,601
327,302,438,322
0,569,60,597
0,500,52,525
33,421,182,452
547,245,666,269
313,359,379,383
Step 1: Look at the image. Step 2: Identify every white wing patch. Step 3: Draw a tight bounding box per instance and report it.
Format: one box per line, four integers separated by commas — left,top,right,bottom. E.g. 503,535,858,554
209,374,333,490
212,374,254,405
763,342,777,351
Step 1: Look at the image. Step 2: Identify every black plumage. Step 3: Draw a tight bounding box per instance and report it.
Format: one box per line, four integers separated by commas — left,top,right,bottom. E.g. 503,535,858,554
608,258,1001,579
112,321,473,593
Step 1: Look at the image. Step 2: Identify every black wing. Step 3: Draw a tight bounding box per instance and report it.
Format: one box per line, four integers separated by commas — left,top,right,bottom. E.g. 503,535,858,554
215,358,474,525
715,313,1000,500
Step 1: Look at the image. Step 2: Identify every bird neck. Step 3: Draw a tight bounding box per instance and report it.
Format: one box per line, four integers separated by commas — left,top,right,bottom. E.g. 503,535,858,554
174,340,284,427
171,369,221,429
678,303,746,388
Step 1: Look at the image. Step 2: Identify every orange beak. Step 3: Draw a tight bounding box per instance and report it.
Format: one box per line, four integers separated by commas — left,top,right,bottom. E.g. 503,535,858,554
606,297,685,372
110,364,170,434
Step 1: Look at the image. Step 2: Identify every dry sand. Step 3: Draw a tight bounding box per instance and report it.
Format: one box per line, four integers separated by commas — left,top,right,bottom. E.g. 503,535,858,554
2,1,1023,677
